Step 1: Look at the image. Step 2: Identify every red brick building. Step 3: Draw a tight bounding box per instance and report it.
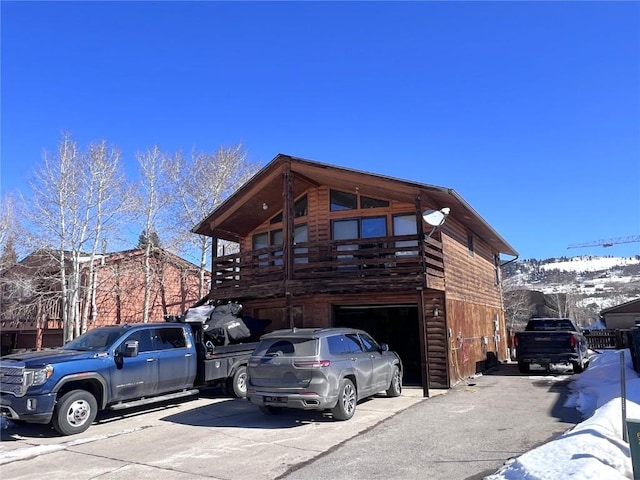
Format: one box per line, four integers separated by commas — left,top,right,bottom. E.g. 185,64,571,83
0,248,205,355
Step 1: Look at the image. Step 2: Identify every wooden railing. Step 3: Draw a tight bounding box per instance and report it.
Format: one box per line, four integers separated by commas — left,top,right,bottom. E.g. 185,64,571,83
209,234,444,300
0,297,62,329
585,329,634,350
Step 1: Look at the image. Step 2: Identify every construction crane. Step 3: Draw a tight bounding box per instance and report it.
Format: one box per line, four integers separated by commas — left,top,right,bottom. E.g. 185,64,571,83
567,235,640,249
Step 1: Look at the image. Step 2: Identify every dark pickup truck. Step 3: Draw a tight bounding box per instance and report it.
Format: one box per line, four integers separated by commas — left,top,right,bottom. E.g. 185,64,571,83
514,318,590,374
0,306,263,436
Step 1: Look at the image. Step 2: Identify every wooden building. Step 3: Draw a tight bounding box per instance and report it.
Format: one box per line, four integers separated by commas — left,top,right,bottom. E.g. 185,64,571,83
601,298,640,329
193,154,518,394
0,248,204,355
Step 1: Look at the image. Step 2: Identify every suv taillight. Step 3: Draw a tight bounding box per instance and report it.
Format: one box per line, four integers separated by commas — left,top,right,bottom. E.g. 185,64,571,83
294,360,330,368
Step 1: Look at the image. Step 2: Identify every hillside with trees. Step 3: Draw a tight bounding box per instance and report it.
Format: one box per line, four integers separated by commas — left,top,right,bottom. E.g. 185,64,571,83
502,255,640,331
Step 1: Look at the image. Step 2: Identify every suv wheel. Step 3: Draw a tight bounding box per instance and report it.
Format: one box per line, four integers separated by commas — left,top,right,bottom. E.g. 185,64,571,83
331,378,356,421
386,366,402,397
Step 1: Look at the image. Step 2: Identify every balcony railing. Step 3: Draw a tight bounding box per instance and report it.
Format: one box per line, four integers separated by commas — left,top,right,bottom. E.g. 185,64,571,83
209,234,444,300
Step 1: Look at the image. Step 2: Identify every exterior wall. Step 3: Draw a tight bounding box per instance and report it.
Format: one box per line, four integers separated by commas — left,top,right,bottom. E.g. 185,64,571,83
228,178,509,391
441,221,508,383
92,255,202,326
604,313,640,329
242,185,420,248
0,251,204,353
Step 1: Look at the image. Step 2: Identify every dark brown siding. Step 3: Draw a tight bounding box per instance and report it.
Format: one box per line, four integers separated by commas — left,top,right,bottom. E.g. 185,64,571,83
440,220,508,382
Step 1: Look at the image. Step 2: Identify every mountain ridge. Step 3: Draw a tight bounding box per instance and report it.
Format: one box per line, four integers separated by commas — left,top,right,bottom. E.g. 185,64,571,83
501,254,640,328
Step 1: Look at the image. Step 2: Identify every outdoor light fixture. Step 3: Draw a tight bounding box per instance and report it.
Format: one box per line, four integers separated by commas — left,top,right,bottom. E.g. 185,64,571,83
262,202,268,210
433,307,439,317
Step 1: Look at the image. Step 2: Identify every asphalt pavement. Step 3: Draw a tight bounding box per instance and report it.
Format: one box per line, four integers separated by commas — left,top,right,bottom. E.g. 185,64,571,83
281,362,582,480
0,362,581,480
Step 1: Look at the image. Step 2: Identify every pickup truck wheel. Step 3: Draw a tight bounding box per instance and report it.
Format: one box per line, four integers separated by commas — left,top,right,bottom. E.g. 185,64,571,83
228,366,247,398
386,366,402,397
517,361,530,374
52,390,97,436
331,378,356,421
572,361,585,374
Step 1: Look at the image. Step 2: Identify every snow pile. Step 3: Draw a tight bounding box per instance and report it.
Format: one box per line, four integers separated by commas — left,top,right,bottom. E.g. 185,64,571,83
486,349,640,480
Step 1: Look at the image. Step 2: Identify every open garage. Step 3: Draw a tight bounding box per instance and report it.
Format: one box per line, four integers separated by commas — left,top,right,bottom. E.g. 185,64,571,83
333,304,422,386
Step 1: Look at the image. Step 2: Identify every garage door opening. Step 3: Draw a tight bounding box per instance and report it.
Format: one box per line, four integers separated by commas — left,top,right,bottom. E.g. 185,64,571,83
333,304,422,386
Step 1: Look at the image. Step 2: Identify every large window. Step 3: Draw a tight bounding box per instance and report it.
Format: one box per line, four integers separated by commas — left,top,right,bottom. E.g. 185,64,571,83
330,190,389,212
252,224,308,266
393,214,418,256
253,232,269,266
294,224,308,264
332,217,387,268
270,195,308,223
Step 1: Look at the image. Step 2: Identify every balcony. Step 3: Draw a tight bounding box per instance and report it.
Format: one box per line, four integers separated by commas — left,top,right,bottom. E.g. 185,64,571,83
209,234,445,301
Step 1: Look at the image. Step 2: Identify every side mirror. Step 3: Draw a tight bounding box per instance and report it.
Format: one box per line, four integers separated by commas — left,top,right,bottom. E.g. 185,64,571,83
122,340,139,358
380,343,390,352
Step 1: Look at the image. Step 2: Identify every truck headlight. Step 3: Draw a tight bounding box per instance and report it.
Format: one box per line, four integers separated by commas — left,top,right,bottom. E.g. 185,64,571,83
25,365,54,387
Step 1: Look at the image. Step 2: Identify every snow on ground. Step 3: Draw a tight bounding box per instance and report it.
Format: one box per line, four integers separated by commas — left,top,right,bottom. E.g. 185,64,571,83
540,255,640,273
486,349,640,480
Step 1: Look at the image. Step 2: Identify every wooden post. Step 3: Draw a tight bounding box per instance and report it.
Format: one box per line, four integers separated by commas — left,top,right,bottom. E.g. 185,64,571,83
282,163,294,327
415,197,430,397
418,288,430,397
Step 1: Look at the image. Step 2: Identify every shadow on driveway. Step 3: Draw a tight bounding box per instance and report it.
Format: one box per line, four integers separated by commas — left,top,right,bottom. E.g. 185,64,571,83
485,362,583,424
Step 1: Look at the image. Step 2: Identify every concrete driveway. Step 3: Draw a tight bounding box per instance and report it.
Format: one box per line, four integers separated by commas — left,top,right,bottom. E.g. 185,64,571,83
0,386,425,479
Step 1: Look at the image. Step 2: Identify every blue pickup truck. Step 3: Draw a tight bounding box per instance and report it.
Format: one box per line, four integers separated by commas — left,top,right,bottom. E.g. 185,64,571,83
0,320,257,435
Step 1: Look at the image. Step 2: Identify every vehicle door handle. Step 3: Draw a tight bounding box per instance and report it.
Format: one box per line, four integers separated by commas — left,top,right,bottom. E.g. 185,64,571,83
185,353,192,358
350,357,357,362
146,358,156,362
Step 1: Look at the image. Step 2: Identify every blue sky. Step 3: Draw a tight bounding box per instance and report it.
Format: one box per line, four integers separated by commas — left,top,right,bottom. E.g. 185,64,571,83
1,1,639,261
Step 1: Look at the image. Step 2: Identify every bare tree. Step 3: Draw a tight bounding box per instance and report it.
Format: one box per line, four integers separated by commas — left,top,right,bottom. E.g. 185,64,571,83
24,134,131,341
502,278,536,332
166,143,260,299
0,194,21,270
135,146,173,322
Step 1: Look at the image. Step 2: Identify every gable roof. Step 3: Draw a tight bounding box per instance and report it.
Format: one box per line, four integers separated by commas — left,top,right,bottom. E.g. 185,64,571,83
600,297,640,315
192,154,518,257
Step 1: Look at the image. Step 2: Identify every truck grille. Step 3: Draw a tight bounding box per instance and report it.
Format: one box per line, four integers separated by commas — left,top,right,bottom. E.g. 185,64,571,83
0,364,26,397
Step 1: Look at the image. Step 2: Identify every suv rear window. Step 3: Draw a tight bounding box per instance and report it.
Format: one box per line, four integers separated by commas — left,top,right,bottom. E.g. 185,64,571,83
254,338,317,357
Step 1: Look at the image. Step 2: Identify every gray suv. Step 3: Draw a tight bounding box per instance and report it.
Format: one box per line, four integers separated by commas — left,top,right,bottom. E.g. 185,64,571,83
246,327,402,420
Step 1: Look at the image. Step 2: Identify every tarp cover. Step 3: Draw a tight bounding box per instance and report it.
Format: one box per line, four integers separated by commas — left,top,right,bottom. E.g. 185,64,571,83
202,303,250,345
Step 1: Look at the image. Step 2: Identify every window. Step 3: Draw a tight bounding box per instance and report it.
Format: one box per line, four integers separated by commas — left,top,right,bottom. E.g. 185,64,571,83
253,232,269,267
467,234,475,257
330,190,357,211
125,330,155,353
361,196,389,209
361,217,386,238
294,224,308,264
332,219,359,269
265,340,295,356
270,195,308,224
157,328,187,349
330,190,390,211
393,214,418,256
332,217,388,269
294,195,308,217
327,334,362,354
271,229,283,266
358,333,380,352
